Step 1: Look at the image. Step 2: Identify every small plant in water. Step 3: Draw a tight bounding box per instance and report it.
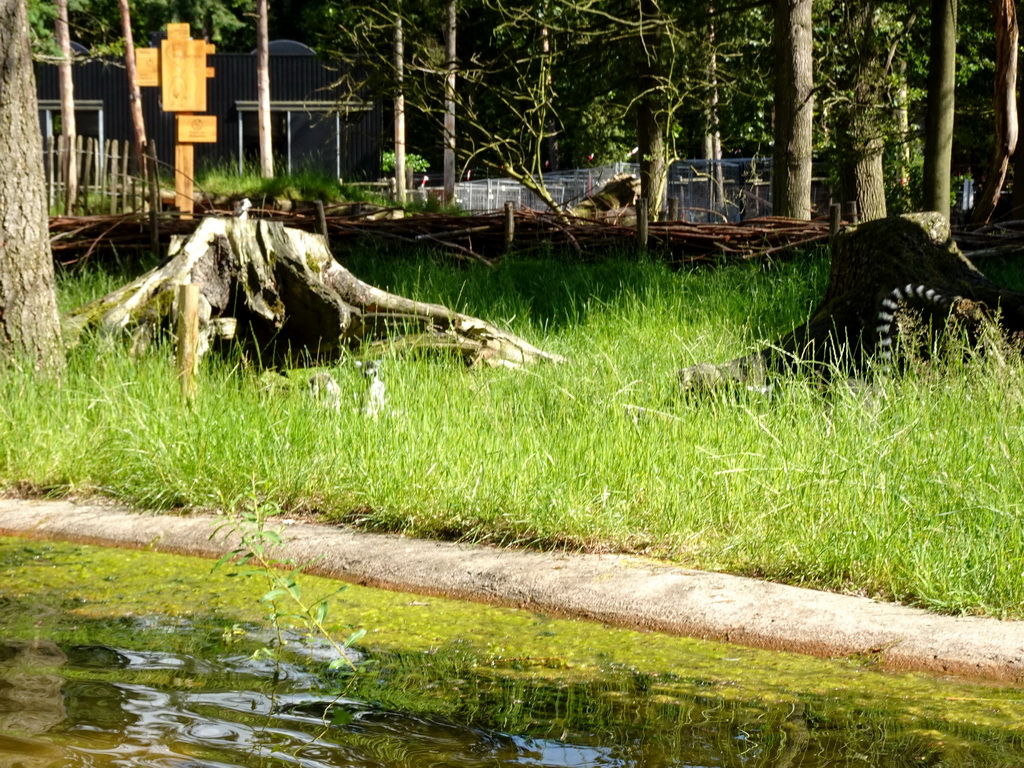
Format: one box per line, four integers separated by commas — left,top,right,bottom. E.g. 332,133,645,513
211,499,364,671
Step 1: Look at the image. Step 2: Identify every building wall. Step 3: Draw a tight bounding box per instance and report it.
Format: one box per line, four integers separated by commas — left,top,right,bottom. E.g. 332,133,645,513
35,52,382,180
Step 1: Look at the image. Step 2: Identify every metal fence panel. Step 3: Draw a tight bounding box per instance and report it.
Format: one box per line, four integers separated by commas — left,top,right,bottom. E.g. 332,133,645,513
454,158,833,222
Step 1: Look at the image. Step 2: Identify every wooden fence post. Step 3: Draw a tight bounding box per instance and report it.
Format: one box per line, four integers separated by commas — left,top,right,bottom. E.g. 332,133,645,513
667,196,679,222
146,140,161,255
636,198,649,250
81,137,95,215
108,139,118,214
176,283,200,401
829,203,842,239
503,201,515,251
44,135,54,211
120,141,131,213
314,199,329,240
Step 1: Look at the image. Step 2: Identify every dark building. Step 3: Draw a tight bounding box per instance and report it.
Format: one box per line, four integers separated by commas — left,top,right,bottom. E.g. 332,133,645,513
36,40,382,181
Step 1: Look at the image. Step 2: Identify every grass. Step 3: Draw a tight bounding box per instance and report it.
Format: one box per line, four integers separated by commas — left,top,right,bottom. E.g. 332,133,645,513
3,245,1024,619
195,163,395,208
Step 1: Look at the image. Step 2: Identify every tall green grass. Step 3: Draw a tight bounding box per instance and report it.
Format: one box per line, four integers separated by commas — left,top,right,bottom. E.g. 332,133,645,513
195,163,392,207
3,246,1023,618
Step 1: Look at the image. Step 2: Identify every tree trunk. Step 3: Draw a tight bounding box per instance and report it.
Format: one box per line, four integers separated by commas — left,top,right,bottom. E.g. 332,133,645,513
771,0,814,220
833,2,887,222
540,24,558,174
895,59,911,187
66,217,563,370
637,0,667,220
55,0,77,211
972,0,1018,224
119,0,147,171
443,0,457,206
679,213,1024,389
923,0,957,218
256,0,274,178
637,101,666,221
703,9,724,214
0,0,63,369
393,11,407,202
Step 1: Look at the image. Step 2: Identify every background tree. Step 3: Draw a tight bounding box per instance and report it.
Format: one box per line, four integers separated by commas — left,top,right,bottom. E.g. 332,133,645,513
0,0,63,368
119,0,147,166
837,3,886,220
972,0,1017,224
443,0,457,203
771,0,813,219
55,0,78,209
394,8,407,202
818,2,916,222
636,0,670,219
27,0,1015,227
923,0,957,218
256,0,273,177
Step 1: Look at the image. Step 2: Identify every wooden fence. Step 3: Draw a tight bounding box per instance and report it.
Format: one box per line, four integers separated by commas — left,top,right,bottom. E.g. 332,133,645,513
43,135,150,216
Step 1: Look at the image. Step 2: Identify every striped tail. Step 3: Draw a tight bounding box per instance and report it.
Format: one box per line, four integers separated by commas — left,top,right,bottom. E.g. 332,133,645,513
875,284,961,361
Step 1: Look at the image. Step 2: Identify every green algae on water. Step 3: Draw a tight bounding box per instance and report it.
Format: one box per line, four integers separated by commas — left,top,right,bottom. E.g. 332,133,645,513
1,534,1022,757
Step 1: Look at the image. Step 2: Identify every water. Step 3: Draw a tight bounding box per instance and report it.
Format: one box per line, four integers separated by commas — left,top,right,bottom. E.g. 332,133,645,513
1,537,1022,767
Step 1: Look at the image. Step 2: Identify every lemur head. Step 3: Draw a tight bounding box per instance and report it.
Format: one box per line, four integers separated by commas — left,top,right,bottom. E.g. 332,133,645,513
355,360,382,380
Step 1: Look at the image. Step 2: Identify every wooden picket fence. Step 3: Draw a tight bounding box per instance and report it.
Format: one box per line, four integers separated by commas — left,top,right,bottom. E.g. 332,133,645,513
43,134,150,216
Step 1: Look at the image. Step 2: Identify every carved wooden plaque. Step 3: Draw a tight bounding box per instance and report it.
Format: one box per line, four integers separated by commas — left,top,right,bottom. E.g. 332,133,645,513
177,114,218,143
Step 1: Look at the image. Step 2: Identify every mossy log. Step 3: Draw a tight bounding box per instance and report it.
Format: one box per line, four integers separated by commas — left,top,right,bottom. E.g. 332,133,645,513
66,216,564,368
680,212,1024,388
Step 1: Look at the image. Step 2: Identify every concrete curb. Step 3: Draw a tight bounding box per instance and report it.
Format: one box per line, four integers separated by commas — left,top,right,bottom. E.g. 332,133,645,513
1,498,1021,684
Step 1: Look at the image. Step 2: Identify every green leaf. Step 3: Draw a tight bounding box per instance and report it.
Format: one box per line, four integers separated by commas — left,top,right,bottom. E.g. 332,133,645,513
313,600,330,625
331,708,354,726
344,628,366,647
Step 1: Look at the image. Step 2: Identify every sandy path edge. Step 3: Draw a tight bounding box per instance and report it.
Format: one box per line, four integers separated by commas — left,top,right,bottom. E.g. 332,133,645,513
1,498,1021,685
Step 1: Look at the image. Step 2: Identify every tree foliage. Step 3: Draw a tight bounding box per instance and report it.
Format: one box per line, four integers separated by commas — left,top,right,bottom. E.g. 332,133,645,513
24,0,1015,220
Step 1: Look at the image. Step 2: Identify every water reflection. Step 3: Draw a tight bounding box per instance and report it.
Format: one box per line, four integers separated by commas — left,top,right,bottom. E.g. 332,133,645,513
0,634,634,768
0,631,1020,768
1,535,1022,768
0,640,67,735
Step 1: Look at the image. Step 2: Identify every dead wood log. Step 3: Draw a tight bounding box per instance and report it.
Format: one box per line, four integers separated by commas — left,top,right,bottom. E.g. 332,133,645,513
66,215,564,368
679,212,1024,389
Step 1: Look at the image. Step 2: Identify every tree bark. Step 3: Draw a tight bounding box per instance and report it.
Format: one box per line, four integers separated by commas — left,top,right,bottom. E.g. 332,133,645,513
679,213,1024,389
923,0,957,218
55,0,77,211
771,0,814,220
833,2,887,222
67,217,563,370
0,0,63,369
393,11,407,202
703,9,724,214
119,0,147,171
443,0,457,205
256,0,274,178
972,0,1018,224
637,0,668,220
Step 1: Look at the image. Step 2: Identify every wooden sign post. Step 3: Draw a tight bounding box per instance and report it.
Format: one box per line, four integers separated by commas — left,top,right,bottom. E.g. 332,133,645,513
137,23,216,219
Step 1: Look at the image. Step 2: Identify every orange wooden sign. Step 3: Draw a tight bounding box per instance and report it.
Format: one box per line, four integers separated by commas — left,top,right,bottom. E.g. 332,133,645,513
136,48,160,86
177,114,218,143
166,22,190,40
161,37,209,112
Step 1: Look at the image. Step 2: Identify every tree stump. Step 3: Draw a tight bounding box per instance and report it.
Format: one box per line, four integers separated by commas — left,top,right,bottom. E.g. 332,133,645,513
680,212,1024,388
66,216,564,368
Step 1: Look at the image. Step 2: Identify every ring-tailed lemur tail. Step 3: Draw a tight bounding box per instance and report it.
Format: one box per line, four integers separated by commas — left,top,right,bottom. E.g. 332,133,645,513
875,283,961,361
355,360,386,417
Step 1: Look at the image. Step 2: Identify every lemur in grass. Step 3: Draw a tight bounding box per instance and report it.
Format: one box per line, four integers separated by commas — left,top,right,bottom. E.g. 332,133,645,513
308,360,386,417
355,360,386,417
874,284,962,362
